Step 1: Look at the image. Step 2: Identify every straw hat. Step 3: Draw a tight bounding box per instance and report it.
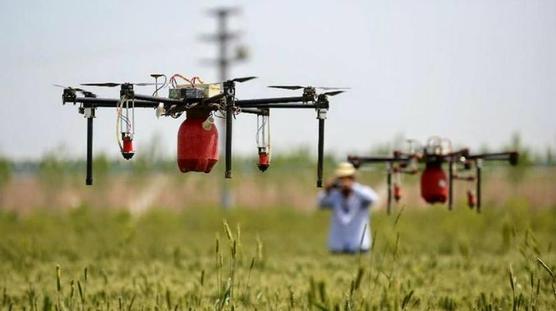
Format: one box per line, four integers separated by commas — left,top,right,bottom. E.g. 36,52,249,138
334,162,356,178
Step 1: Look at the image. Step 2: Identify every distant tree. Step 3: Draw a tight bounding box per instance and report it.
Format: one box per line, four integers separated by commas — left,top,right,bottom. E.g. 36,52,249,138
0,156,10,188
269,146,312,167
478,143,490,154
546,147,554,166
505,132,532,184
368,142,392,156
38,146,70,201
93,153,111,186
0,156,11,206
129,133,168,185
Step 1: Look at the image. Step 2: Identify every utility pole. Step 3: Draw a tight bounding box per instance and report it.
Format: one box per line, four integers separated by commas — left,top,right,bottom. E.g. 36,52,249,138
201,7,248,209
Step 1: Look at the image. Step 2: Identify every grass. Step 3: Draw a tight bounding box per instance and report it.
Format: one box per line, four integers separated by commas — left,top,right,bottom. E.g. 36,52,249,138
0,203,555,310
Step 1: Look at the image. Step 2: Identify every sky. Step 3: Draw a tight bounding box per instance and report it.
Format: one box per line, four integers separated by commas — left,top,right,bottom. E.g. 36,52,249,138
0,0,555,160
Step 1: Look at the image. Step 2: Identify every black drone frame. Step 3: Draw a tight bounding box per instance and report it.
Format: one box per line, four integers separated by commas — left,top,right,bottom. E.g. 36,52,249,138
348,149,518,214
61,78,336,187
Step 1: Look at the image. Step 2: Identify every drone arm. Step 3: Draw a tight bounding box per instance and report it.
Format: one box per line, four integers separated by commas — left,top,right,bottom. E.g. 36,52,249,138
235,96,310,107
239,103,318,109
348,156,411,167
132,94,194,105
468,152,519,165
71,96,201,109
75,97,159,108
443,149,470,159
240,108,269,115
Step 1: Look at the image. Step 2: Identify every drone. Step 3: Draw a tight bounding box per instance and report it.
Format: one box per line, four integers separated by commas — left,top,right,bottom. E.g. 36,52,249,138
347,136,519,213
57,74,346,187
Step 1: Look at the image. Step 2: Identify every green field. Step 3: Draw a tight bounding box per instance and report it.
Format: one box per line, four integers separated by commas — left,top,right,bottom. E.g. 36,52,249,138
1,202,555,310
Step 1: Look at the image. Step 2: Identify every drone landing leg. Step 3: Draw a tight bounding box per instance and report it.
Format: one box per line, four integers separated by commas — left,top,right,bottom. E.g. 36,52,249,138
85,108,95,185
476,160,482,213
317,118,325,187
448,160,453,210
225,104,233,179
387,163,392,215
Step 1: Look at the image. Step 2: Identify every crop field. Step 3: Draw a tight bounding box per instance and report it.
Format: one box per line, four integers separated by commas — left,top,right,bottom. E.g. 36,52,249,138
1,201,555,310
0,159,555,310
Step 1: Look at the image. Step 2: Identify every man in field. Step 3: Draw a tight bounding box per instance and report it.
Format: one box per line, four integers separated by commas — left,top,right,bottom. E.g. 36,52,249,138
317,162,378,254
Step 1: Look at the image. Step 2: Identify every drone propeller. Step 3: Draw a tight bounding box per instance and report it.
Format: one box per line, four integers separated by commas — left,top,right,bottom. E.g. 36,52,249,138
322,90,345,96
231,76,257,83
268,85,350,91
319,87,350,90
268,85,304,90
54,84,87,92
269,85,346,97
208,76,257,85
80,82,156,87
53,84,96,97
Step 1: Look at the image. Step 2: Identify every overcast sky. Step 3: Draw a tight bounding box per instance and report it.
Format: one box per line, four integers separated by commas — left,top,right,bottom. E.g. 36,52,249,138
1,0,555,160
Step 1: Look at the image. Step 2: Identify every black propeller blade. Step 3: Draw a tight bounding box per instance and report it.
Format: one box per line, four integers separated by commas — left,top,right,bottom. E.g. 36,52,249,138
231,76,257,83
53,84,96,97
54,84,86,92
322,90,345,96
209,76,257,85
318,87,351,90
268,85,349,91
268,85,305,90
80,82,156,87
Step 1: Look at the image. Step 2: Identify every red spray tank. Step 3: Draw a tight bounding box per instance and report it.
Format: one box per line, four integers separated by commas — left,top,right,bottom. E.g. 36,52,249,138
420,162,448,204
177,111,218,173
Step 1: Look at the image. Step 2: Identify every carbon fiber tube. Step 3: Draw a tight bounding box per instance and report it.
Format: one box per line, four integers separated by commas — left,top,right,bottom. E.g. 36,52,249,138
225,104,233,178
317,118,324,187
236,96,307,106
476,162,482,213
86,116,93,185
448,160,453,210
348,156,412,164
387,165,392,215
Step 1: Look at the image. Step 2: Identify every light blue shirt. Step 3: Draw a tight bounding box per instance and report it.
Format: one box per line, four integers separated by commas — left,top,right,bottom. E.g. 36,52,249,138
317,183,378,252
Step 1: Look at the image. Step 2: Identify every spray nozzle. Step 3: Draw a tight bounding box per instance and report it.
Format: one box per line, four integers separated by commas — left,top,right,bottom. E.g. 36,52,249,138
257,147,270,172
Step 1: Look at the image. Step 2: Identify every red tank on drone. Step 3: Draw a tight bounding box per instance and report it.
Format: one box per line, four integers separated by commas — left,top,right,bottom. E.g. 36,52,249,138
177,111,219,173
420,162,448,204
